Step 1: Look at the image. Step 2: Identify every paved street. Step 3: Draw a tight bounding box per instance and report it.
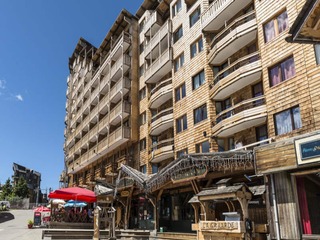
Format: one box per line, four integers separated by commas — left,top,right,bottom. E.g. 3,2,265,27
0,209,43,240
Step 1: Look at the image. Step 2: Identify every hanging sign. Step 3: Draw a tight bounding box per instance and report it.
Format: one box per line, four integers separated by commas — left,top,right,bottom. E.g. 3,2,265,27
295,134,320,165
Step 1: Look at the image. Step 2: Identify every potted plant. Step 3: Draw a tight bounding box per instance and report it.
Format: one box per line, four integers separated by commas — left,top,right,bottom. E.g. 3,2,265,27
27,219,33,229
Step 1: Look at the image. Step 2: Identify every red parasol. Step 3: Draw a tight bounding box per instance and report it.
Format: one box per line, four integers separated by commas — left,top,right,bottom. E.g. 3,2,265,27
33,206,50,212
48,187,96,203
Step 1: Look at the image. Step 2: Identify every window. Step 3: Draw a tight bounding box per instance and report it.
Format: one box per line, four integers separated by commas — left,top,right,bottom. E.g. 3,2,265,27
139,42,144,54
177,148,188,158
190,6,201,27
264,10,288,43
140,138,146,151
152,164,158,174
174,53,185,72
314,44,320,65
139,87,146,100
274,106,302,135
176,114,188,133
172,0,182,17
173,25,183,43
192,70,205,90
194,104,207,124
190,37,203,58
269,56,296,86
175,83,186,102
139,64,145,77
140,165,146,173
217,138,234,152
256,124,268,142
196,141,210,153
139,112,146,126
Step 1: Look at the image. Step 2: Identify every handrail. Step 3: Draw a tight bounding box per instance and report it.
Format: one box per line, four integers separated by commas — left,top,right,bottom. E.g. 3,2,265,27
151,138,174,151
215,96,265,124
151,107,173,123
210,11,256,48
231,138,272,151
211,51,260,87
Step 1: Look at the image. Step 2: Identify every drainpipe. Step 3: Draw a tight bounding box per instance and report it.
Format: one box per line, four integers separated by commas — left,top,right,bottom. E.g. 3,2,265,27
270,174,281,240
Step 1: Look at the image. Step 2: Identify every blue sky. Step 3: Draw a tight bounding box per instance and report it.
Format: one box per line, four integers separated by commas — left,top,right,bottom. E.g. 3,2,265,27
0,0,142,193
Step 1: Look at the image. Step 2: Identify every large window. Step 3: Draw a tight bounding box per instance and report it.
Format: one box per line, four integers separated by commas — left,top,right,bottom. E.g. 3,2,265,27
175,83,186,102
190,37,203,58
264,10,289,43
192,70,205,90
274,106,302,135
172,0,182,17
176,114,188,133
190,6,201,28
194,104,207,124
269,56,296,86
173,25,183,43
196,141,210,153
174,53,185,72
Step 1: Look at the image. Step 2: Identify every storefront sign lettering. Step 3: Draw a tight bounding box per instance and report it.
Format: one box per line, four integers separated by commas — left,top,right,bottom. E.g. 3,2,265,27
295,135,320,165
301,140,320,160
200,221,240,231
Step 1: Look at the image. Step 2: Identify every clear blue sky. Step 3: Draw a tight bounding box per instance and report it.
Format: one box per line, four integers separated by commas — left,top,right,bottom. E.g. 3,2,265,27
0,0,142,193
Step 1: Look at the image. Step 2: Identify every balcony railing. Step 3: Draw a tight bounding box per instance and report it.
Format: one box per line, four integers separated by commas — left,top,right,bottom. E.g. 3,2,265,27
211,51,260,87
144,11,161,35
151,107,173,123
210,11,256,49
110,77,131,103
110,32,131,60
150,138,174,163
231,138,272,151
149,78,173,109
216,96,265,124
109,126,131,146
145,21,170,55
110,54,131,81
109,101,131,125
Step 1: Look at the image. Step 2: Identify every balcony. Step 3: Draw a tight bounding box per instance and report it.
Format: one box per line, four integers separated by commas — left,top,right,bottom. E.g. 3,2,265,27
201,0,252,31
145,21,171,56
150,108,174,136
210,52,261,100
110,77,131,104
150,138,174,163
110,32,131,61
212,96,267,137
100,126,131,153
110,54,131,82
144,11,162,36
109,101,131,126
208,12,257,65
149,78,173,109
145,48,172,84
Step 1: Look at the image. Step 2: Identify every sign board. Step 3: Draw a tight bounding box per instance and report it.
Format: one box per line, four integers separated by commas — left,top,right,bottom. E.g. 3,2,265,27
295,134,320,165
200,220,244,233
34,212,41,226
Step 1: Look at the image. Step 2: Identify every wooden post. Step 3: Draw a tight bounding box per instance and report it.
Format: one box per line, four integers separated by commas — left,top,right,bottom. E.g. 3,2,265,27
93,207,100,240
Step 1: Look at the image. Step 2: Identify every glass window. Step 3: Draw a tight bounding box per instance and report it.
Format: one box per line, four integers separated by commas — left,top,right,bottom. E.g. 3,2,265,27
140,165,146,173
314,44,320,65
190,37,203,58
192,70,205,90
152,164,158,174
172,0,182,17
256,124,268,142
176,114,188,133
190,6,201,27
269,56,295,86
196,141,210,153
175,83,186,102
274,106,302,135
177,148,188,158
139,87,146,100
194,104,207,124
174,53,185,72
263,10,288,43
140,138,146,151
173,25,183,43
139,112,146,126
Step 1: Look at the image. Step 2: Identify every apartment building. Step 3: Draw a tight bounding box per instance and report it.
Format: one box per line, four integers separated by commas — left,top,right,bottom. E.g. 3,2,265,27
63,0,320,239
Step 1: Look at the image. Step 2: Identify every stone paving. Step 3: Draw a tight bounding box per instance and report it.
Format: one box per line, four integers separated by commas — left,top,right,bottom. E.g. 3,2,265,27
0,209,43,240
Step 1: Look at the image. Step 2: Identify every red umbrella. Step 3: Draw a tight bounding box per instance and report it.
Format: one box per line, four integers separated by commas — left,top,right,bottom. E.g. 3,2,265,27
34,206,50,212
48,187,96,203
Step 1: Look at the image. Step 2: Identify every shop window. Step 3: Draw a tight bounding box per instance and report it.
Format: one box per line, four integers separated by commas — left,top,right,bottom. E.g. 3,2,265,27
263,10,288,43
173,25,183,43
192,70,205,90
175,83,186,102
190,37,203,58
174,52,185,72
194,104,207,124
196,140,210,153
269,56,296,86
189,6,201,28
176,114,188,133
274,106,302,135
